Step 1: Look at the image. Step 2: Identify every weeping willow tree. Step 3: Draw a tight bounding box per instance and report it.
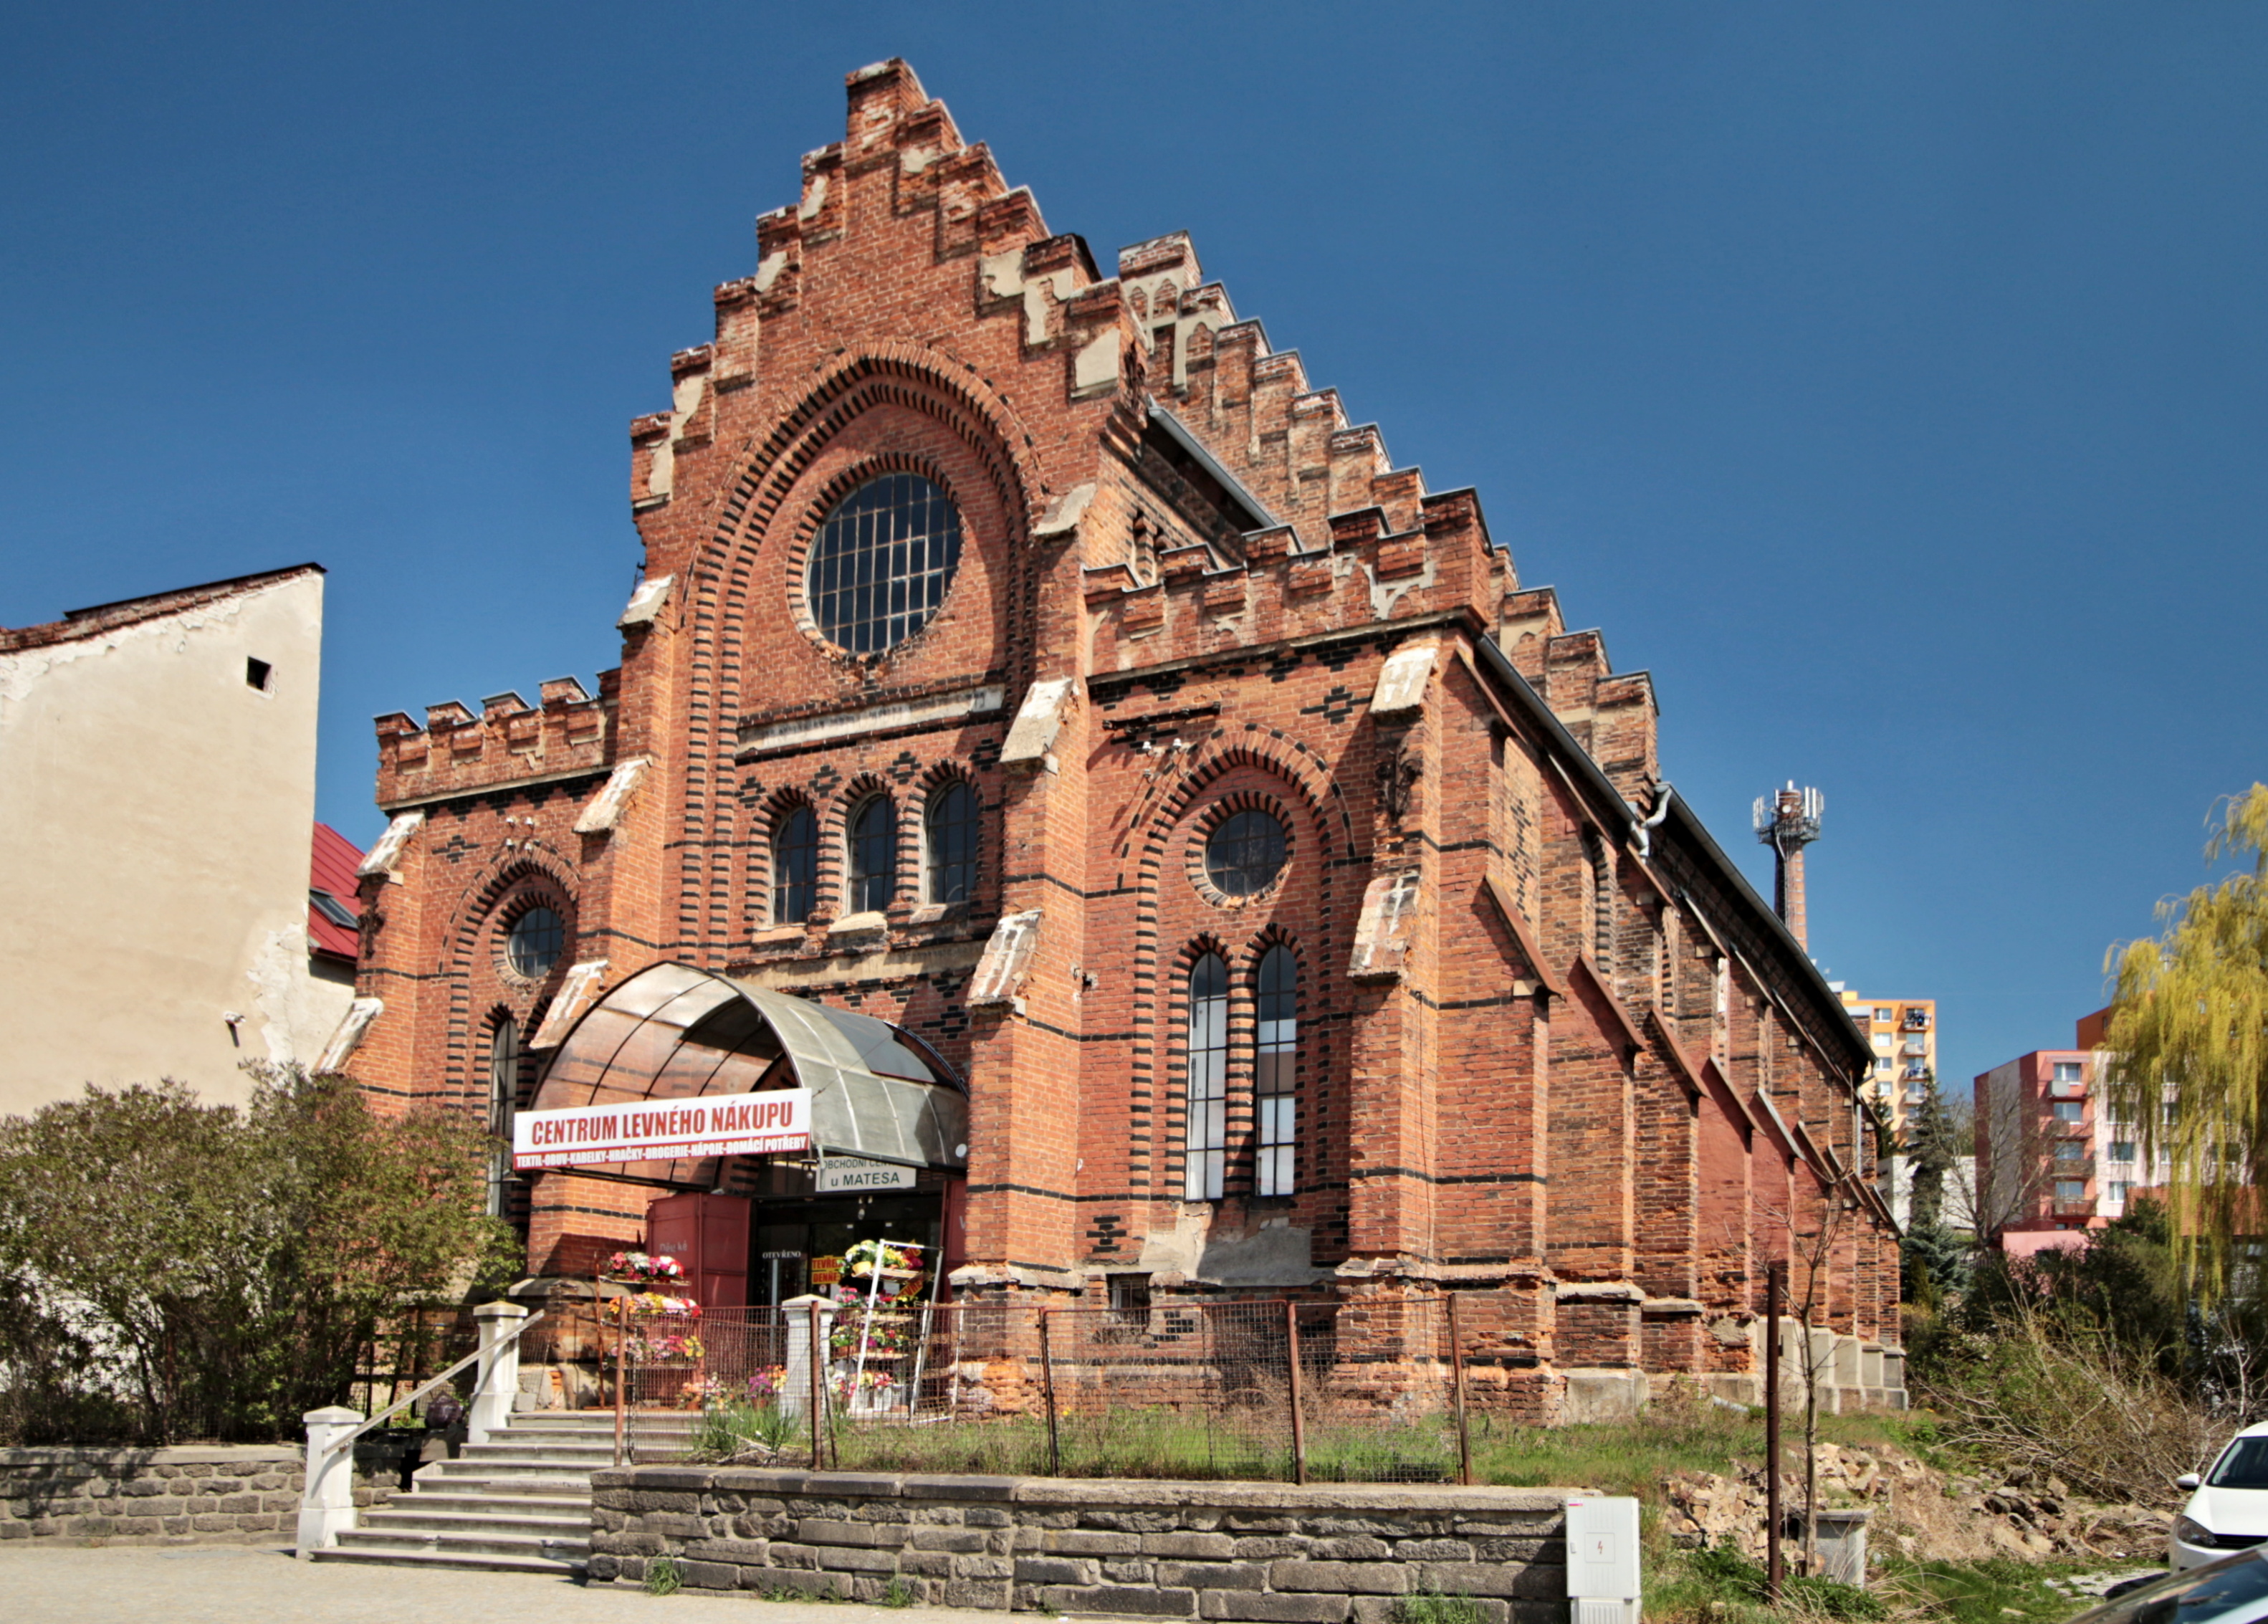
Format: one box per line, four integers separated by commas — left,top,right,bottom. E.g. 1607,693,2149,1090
2102,784,2268,1300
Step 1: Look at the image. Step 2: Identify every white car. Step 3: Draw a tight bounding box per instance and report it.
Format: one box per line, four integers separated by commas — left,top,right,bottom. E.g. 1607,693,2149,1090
2174,1423,2268,1572
2073,1549,2268,1623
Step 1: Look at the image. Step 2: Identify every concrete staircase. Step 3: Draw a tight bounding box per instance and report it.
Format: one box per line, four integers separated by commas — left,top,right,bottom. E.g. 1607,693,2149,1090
313,1410,697,1576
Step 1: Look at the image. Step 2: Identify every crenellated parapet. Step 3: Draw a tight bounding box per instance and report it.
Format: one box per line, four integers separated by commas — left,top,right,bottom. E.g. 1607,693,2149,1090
1083,479,1508,672
373,671,618,810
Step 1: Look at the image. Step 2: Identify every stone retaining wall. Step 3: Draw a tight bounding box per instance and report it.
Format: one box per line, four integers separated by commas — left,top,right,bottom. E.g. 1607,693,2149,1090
594,1467,1571,1623
0,1444,396,1546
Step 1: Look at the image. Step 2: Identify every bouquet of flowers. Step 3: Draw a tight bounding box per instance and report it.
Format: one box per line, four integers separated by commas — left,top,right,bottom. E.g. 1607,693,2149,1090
603,1251,685,1284
745,1367,788,1402
623,1329,705,1362
830,1366,898,1402
830,1315,914,1358
601,1291,702,1324
841,1239,924,1279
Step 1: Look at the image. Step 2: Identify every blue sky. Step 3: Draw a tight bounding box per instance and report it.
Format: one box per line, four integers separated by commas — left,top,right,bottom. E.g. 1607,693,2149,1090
4,3,2263,1092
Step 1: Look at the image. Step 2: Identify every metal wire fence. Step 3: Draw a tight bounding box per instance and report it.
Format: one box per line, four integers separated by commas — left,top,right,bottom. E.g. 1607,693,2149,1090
603,1296,1473,1484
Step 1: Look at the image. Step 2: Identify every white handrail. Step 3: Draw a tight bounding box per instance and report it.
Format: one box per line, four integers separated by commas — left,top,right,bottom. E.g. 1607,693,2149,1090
303,1309,546,1498
296,1303,549,1557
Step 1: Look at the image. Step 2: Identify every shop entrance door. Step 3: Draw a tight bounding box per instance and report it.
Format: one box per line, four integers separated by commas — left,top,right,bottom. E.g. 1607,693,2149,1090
749,1190,942,1305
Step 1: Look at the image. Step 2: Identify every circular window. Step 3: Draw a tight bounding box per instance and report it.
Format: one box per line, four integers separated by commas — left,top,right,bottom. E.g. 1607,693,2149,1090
805,474,963,654
506,907,564,978
1205,810,1288,897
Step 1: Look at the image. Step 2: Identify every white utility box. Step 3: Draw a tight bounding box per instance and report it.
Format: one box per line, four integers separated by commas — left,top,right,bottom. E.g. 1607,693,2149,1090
1564,1496,1641,1624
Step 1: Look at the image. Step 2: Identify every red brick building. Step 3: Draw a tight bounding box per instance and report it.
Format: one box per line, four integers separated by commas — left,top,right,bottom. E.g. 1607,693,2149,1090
338,61,1902,1415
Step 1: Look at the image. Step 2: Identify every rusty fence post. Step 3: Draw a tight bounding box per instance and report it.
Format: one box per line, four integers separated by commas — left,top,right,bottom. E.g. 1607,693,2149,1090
808,1299,826,1470
1038,1309,1061,1476
1445,1293,1473,1487
1284,1301,1308,1486
612,1286,628,1469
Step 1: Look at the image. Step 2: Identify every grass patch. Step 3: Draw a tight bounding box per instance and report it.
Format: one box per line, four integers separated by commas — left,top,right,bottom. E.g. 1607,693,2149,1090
1398,1590,1484,1624
1647,1541,2110,1624
643,1554,682,1597
881,1577,917,1608
689,1399,800,1462
823,1408,1450,1482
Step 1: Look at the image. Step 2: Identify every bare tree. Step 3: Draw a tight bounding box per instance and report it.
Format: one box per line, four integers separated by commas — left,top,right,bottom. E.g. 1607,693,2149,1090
1758,1174,1862,1575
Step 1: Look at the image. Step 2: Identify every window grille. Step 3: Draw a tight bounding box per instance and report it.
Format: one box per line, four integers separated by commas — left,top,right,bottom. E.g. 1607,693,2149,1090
926,781,978,904
1254,945,1296,1198
805,474,963,654
772,806,817,924
1205,810,1286,897
1185,952,1228,1201
507,907,563,978
848,796,896,914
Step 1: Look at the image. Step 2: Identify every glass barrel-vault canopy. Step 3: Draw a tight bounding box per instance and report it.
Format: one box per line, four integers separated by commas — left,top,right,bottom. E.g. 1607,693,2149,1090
527,962,967,1187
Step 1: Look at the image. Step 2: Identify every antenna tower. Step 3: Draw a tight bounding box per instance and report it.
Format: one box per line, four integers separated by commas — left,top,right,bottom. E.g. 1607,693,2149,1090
1753,783,1824,949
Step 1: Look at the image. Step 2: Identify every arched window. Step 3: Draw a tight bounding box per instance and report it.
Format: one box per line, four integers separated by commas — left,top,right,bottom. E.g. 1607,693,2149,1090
772,805,817,924
1255,945,1297,1198
848,796,896,914
1205,809,1287,897
805,474,964,654
1185,952,1229,1202
925,780,978,905
487,1016,519,1218
506,906,563,978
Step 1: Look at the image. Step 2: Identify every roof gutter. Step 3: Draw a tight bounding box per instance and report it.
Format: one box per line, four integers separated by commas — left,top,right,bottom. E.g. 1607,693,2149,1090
1145,401,1283,532
1468,634,1870,1076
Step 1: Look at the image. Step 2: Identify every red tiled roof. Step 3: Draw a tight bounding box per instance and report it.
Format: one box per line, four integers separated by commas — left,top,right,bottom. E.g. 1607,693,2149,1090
309,822,363,963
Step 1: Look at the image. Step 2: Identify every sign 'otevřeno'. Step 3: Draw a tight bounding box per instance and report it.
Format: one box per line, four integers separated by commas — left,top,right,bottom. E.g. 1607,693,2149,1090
512,1089,813,1170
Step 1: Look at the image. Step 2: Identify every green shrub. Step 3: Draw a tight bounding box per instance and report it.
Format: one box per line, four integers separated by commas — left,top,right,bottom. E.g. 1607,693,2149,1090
645,1555,683,1596
0,1067,513,1445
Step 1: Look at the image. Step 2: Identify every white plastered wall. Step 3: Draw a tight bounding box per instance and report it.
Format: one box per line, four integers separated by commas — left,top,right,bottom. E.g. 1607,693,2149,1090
0,571,345,1114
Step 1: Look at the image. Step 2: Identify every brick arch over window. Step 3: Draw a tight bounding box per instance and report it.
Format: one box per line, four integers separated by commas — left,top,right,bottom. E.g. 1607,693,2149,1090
778,455,973,663
1164,934,1236,1204
1243,928,1307,1200
671,346,1039,965
437,848,579,1117
828,773,905,917
750,788,820,931
912,758,985,909
1122,740,1345,1209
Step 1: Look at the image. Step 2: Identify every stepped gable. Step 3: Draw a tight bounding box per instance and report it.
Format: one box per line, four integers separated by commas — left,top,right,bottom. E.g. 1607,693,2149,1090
609,57,1652,777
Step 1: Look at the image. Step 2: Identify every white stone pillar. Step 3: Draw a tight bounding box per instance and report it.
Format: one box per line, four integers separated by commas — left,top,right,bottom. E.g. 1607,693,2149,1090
779,1294,835,1421
295,1405,363,1558
469,1300,530,1446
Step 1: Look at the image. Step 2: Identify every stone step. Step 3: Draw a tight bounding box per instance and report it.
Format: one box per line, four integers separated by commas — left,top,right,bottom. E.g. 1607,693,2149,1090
409,1472,591,1499
310,1544,581,1577
421,1458,604,1486
376,1488,585,1515
335,1524,590,1561
361,1505,590,1539
459,1440,618,1464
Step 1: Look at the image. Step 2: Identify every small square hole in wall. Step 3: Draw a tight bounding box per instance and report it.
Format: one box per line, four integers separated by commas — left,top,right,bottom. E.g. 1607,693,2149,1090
246,658,272,691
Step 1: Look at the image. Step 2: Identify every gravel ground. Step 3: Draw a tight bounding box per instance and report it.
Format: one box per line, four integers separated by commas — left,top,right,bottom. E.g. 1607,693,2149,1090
0,1545,1010,1624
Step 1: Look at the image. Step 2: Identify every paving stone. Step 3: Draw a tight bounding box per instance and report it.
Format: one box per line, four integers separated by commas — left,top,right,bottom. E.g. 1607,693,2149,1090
1143,1531,1238,1558
1041,1584,1200,1616
1154,1560,1268,1590
1201,1591,1354,1622
1271,1560,1411,1595
1014,1555,1094,1585
1416,1562,1559,1600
